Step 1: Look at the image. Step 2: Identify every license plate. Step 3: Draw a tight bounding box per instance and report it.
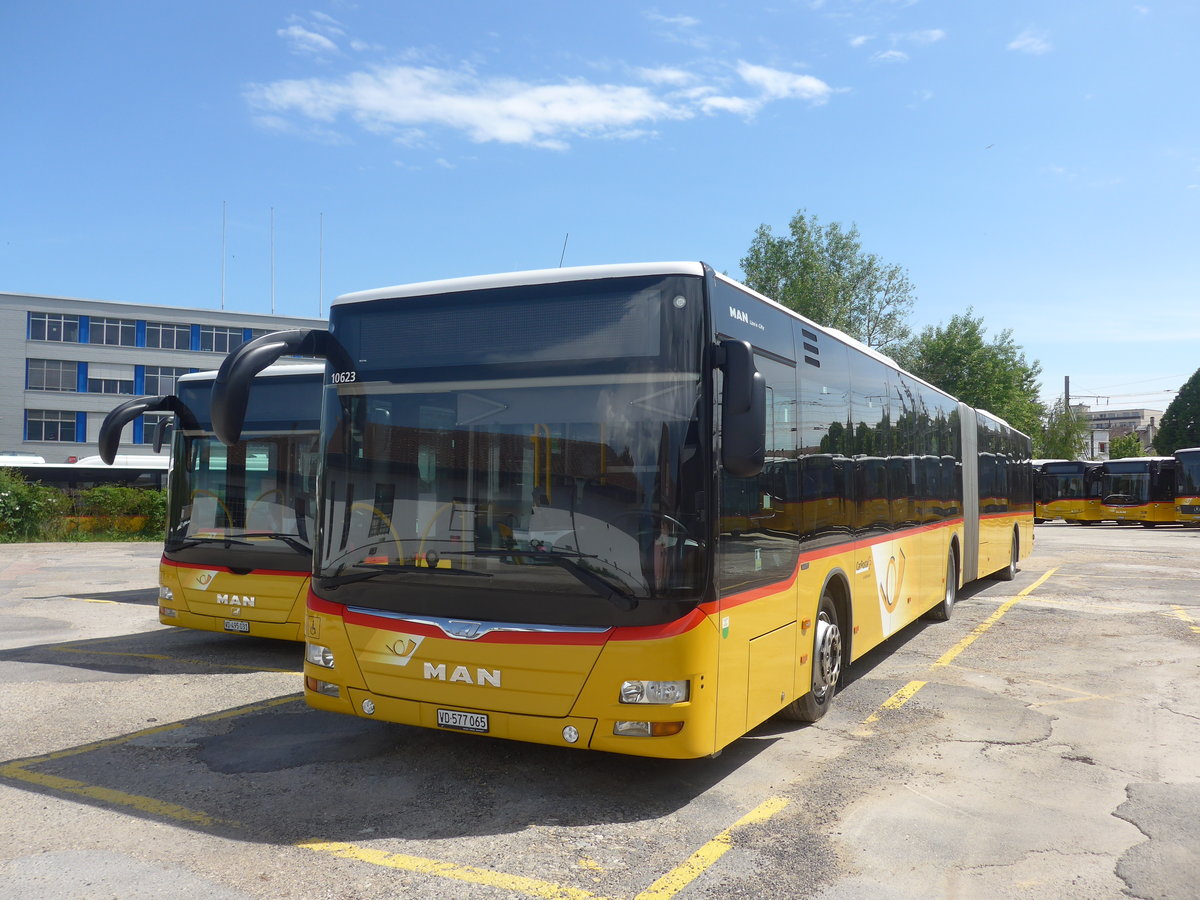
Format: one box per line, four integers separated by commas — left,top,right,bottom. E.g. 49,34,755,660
437,709,489,733
223,619,251,633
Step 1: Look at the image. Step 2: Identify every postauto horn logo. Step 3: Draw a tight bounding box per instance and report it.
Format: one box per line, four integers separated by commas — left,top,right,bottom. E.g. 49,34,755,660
386,634,425,666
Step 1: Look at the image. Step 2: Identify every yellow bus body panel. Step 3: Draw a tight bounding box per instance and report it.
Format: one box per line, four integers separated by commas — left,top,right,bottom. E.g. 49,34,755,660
1177,496,1200,525
303,516,1024,759
1102,502,1177,525
1038,498,1102,523
158,559,308,641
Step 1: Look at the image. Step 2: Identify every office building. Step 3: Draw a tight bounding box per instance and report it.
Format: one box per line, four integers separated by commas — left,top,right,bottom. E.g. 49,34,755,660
1,291,325,463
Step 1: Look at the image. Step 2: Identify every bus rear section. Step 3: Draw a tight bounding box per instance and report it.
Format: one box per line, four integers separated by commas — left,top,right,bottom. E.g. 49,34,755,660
1175,448,1200,525
1100,457,1177,526
153,365,323,639
212,262,1033,758
1036,460,1102,524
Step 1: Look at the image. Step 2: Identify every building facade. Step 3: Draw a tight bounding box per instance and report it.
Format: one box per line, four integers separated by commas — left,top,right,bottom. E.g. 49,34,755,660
1,291,325,462
1081,407,1163,455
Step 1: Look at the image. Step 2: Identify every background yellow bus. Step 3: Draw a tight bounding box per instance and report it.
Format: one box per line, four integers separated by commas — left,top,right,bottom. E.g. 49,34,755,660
1035,459,1103,524
1100,457,1177,527
1175,448,1200,526
102,363,323,639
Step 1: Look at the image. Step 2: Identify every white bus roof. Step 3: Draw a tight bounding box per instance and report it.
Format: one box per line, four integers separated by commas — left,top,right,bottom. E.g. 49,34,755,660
329,262,986,421
177,361,326,384
334,262,706,306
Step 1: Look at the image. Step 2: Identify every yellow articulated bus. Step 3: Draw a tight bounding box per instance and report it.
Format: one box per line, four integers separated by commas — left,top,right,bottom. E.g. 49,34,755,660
1099,457,1177,527
1175,448,1200,526
101,363,323,639
1035,459,1103,524
211,263,1033,759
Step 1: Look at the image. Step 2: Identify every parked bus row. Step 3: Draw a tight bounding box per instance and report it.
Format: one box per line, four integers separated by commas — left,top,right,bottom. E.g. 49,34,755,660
1034,450,1200,526
100,262,1034,759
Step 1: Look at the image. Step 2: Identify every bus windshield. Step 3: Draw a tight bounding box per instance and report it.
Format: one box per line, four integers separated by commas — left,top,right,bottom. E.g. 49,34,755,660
166,431,319,570
1042,462,1089,500
315,275,708,628
1101,463,1149,505
1178,453,1200,495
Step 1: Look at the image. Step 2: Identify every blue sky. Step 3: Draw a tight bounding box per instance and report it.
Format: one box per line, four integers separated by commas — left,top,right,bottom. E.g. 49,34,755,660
3,1,1197,412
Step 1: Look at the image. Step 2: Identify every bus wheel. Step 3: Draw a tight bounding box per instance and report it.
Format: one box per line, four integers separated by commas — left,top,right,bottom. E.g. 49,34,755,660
923,552,958,621
778,592,842,723
994,531,1018,582
1140,522,1157,528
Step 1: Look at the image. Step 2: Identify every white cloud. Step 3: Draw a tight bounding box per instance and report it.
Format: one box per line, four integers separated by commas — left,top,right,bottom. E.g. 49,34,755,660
1008,29,1053,55
277,24,339,56
636,66,696,86
902,29,946,44
248,57,838,147
645,12,701,28
872,50,910,63
248,66,687,149
700,95,759,116
736,62,832,103
849,34,873,48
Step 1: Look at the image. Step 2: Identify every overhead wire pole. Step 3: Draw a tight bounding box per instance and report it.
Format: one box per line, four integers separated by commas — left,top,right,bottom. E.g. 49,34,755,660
220,200,227,310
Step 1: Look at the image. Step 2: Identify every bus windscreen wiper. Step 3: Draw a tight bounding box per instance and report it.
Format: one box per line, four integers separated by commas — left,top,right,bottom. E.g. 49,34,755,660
469,549,639,611
241,531,311,554
319,563,493,588
168,535,256,550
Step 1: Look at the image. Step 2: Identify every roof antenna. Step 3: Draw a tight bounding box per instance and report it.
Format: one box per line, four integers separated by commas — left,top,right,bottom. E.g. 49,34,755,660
558,233,569,267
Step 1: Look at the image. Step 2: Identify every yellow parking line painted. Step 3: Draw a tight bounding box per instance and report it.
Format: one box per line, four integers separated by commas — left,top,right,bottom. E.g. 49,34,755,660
860,680,927,729
856,568,1059,734
1170,605,1200,634
299,796,790,900
0,696,301,828
62,596,119,604
51,645,299,675
0,762,232,827
634,796,789,900
932,567,1059,669
297,841,612,900
2,695,303,769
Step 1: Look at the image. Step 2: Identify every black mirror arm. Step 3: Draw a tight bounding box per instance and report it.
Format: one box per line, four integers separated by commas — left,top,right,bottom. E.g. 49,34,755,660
98,395,198,465
211,329,348,446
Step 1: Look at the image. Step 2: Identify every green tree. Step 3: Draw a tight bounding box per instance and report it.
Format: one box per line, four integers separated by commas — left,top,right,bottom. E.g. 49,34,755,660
1108,432,1145,460
1036,399,1089,459
740,209,915,350
1153,367,1200,454
894,308,1044,437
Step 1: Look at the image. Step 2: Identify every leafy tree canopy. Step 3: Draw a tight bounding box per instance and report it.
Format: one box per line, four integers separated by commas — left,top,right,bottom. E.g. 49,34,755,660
1107,432,1145,460
892,308,1044,438
1035,399,1089,460
740,209,915,350
1153,367,1200,454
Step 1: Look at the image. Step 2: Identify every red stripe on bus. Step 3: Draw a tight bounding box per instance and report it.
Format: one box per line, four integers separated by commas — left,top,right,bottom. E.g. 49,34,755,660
161,556,309,578
717,517,970,610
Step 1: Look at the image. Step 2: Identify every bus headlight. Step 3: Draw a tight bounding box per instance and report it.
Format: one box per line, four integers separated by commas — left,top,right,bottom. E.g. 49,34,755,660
619,680,689,704
158,585,173,601
305,643,335,668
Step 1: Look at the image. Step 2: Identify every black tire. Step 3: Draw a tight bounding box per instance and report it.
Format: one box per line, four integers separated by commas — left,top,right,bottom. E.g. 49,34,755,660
1141,522,1157,528
778,592,842,722
923,552,958,621
994,531,1018,581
